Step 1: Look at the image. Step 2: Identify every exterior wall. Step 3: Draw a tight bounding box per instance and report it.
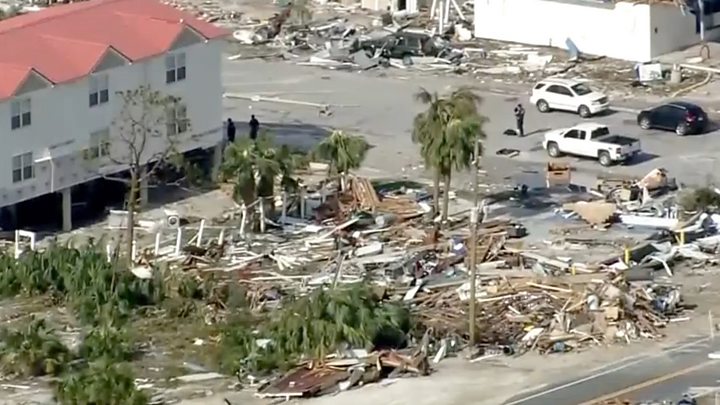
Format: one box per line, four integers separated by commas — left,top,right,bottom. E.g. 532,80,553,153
473,0,710,62
0,38,224,208
649,4,720,56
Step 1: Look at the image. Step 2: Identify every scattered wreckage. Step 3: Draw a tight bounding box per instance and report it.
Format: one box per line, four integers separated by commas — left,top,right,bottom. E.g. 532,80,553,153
119,164,720,401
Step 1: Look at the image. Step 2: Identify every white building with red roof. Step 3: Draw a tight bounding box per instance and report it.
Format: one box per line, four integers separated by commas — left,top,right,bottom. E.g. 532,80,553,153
0,0,228,231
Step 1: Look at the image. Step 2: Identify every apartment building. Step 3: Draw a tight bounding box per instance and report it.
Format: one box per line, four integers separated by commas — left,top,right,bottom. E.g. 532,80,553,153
0,0,228,231
474,0,720,62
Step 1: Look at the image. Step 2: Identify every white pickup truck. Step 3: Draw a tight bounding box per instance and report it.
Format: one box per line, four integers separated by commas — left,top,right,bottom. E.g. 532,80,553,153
543,123,641,167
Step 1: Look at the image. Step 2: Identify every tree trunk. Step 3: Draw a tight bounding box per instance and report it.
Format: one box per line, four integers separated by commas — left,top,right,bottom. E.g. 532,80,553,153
441,171,452,224
126,168,138,265
432,170,441,217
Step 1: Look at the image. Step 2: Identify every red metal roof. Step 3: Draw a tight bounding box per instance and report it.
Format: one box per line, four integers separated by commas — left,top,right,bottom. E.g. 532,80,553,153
0,0,229,99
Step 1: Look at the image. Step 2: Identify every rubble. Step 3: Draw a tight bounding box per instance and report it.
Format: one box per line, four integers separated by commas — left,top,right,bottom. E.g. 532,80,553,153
257,350,428,399
221,0,708,100
101,165,720,400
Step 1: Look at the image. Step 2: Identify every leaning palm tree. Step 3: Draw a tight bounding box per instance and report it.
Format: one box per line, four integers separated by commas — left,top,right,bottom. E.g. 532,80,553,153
314,130,369,190
412,87,487,221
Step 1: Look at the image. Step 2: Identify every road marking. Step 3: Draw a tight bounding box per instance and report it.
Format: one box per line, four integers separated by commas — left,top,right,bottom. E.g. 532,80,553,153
504,336,710,405
576,359,718,405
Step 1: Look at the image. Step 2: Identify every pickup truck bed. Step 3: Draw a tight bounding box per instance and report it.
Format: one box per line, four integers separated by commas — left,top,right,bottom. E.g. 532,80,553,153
601,135,637,146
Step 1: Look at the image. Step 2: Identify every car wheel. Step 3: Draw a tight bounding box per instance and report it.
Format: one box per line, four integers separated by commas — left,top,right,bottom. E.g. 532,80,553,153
639,117,652,130
676,123,689,136
548,142,562,157
536,99,550,113
598,151,612,167
578,105,591,118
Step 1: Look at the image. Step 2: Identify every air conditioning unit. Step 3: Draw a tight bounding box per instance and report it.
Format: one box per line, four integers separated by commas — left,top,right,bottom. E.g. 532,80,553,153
165,210,181,228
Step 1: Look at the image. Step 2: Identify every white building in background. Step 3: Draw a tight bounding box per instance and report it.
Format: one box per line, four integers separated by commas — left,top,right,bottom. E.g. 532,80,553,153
0,0,228,231
473,0,720,62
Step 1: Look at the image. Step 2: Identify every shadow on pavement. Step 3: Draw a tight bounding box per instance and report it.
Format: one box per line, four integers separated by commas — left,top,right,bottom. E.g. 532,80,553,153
234,122,334,151
625,152,659,166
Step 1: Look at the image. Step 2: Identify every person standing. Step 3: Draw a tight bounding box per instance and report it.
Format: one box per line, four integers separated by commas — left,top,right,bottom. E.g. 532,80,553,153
249,114,259,140
514,104,525,137
226,118,236,144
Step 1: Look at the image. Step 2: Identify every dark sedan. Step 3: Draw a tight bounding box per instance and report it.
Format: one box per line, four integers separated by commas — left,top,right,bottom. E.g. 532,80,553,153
636,102,708,136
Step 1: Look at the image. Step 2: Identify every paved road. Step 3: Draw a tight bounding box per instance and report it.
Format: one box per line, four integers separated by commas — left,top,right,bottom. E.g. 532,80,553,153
503,335,720,405
222,58,720,190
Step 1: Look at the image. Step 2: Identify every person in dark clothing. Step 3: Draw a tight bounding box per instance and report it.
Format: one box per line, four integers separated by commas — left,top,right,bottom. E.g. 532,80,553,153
249,115,259,140
226,118,236,143
514,104,525,137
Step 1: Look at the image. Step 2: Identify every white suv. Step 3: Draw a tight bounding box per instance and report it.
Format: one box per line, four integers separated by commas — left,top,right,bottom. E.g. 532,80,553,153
529,78,610,118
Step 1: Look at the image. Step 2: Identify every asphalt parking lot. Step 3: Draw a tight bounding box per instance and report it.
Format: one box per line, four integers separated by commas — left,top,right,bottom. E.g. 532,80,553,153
222,58,720,188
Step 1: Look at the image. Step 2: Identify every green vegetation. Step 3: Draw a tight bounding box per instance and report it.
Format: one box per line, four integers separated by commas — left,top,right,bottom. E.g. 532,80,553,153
313,130,370,190
0,244,216,404
55,360,149,405
0,241,164,325
221,133,308,206
220,286,410,376
412,87,488,220
78,322,134,363
0,318,72,377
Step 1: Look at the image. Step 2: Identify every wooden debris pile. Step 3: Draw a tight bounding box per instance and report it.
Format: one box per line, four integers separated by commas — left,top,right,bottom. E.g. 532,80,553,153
408,273,684,354
348,176,425,220
257,349,429,400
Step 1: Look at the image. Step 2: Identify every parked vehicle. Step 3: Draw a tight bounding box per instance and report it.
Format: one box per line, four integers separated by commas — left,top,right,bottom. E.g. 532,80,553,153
350,31,441,60
636,101,708,136
543,123,641,166
530,78,609,118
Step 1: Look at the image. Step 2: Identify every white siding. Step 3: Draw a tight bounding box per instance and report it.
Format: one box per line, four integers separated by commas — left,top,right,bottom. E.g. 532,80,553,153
0,38,223,207
473,0,718,62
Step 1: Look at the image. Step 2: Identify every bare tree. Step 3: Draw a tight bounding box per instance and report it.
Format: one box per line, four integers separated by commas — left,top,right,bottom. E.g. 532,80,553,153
99,86,188,261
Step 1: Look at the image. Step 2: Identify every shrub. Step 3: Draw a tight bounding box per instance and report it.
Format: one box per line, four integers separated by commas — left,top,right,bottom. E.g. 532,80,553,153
78,321,134,363
0,318,73,377
55,360,148,405
220,286,410,376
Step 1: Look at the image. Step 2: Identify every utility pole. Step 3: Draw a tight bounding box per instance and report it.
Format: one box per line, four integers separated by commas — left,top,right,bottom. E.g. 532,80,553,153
468,139,480,347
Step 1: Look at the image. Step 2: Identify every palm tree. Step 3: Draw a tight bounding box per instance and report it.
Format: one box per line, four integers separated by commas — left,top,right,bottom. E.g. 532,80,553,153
220,133,306,226
314,130,369,190
412,87,487,221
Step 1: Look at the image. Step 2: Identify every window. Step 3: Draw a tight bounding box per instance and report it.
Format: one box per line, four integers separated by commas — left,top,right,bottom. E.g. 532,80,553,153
11,152,33,183
87,128,111,159
654,105,679,116
547,85,573,96
165,53,186,84
571,83,593,96
166,104,188,135
564,129,582,139
89,74,109,107
590,127,610,139
534,83,546,90
10,99,31,130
